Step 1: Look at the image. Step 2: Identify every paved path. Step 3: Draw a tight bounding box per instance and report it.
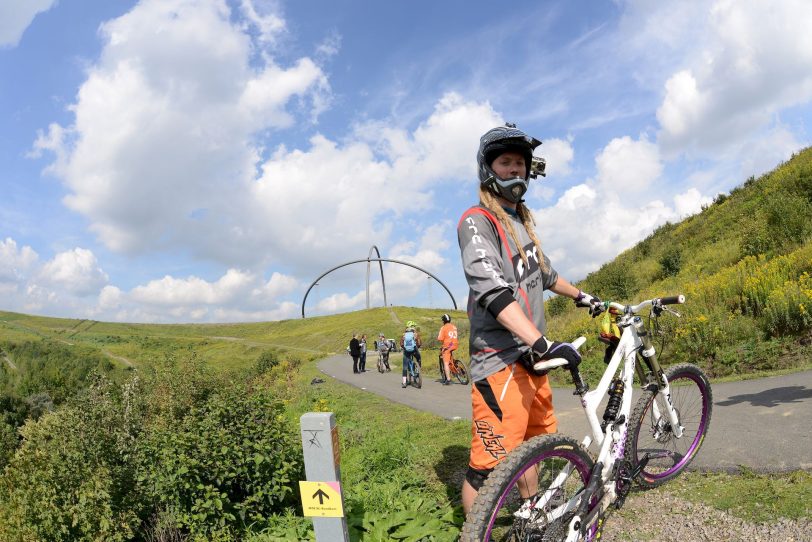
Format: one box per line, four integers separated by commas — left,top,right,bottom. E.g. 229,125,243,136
319,353,812,472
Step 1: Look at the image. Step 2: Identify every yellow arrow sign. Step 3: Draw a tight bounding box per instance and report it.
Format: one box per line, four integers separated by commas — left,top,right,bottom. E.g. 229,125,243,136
299,481,344,517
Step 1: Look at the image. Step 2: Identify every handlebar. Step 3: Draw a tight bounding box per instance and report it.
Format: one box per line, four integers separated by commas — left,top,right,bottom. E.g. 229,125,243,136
606,294,685,315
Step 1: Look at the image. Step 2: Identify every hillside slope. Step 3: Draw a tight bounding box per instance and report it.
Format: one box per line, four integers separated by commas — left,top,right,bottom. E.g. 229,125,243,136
547,146,812,380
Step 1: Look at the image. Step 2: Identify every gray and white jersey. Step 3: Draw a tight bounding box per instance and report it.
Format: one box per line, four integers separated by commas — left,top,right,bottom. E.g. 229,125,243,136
457,205,558,382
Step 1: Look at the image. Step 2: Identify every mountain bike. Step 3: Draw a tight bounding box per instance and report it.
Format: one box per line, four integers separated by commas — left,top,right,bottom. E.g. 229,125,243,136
461,295,713,541
404,352,422,389
439,351,470,385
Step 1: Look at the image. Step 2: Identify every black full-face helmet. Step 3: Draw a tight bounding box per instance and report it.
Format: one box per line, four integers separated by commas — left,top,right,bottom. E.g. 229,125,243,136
477,123,542,203
441,313,451,324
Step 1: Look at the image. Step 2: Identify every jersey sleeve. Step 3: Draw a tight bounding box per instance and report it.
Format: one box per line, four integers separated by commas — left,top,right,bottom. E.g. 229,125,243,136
541,253,559,290
458,210,512,308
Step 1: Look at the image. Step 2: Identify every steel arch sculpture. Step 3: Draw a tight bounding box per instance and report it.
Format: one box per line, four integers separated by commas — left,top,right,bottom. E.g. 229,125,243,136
301,251,458,318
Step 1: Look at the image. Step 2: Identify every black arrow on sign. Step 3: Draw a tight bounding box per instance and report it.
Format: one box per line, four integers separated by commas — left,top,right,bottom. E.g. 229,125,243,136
313,488,330,505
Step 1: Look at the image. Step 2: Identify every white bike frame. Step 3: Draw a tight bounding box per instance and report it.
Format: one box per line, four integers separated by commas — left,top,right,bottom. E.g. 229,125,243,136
529,298,685,541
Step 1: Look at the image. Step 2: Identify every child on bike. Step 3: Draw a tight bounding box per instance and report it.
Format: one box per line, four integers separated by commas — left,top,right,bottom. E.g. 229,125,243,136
437,313,459,385
400,322,422,388
457,123,604,514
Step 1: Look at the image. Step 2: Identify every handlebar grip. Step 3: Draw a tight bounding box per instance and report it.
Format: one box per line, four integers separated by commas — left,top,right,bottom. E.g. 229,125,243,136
659,295,685,305
532,336,587,372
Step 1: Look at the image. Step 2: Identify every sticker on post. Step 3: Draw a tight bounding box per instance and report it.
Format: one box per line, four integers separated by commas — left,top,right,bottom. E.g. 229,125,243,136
299,481,344,517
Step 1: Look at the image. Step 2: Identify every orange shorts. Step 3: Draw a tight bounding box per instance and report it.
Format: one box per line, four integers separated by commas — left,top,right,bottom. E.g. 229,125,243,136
441,347,456,364
469,361,557,472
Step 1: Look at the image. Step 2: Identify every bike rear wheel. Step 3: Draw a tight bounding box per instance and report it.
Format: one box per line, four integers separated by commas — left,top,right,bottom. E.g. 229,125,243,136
377,354,385,373
461,435,598,542
453,359,470,385
626,363,712,487
413,363,422,389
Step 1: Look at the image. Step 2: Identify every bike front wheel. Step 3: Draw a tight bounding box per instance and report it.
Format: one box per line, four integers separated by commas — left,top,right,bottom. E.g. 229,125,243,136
453,359,470,385
626,363,712,487
461,435,598,542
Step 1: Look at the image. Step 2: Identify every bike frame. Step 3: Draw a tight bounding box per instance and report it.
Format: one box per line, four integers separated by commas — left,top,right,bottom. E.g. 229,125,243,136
404,351,419,379
533,302,685,540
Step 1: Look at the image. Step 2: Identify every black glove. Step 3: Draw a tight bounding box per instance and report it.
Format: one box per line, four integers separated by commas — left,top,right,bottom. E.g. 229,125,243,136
575,290,604,318
533,337,582,370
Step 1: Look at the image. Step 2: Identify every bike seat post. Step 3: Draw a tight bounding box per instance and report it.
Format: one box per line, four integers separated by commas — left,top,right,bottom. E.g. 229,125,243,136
570,366,589,396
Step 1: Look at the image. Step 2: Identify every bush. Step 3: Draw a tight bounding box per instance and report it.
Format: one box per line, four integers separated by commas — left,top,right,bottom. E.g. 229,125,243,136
545,295,570,318
762,274,812,337
0,375,145,542
766,192,812,247
255,350,280,373
136,383,302,538
586,262,638,301
658,246,682,278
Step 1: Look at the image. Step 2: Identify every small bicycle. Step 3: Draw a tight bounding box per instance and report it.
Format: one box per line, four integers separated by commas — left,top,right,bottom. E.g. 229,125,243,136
461,295,713,541
404,352,422,389
439,352,470,385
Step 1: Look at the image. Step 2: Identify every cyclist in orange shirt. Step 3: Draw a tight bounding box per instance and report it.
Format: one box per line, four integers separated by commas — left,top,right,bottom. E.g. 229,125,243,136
437,313,459,385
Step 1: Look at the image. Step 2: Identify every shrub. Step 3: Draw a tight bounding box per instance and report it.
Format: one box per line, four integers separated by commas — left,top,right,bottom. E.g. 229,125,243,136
658,246,682,278
587,263,638,301
765,192,812,247
545,295,570,318
255,350,280,373
136,383,303,538
762,274,812,337
0,375,145,542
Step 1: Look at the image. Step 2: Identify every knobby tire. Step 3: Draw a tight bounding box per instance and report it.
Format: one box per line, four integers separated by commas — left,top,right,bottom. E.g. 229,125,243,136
461,435,597,542
453,359,470,385
626,363,712,487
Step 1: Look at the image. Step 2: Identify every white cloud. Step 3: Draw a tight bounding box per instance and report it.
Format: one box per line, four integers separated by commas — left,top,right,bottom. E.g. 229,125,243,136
534,136,709,280
39,248,108,297
35,0,330,258
654,0,812,156
0,237,38,283
596,136,662,193
248,92,501,271
131,269,256,306
0,0,57,48
540,137,574,178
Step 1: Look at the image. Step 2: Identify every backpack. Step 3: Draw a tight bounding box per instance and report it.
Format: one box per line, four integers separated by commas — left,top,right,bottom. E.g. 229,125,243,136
403,331,416,352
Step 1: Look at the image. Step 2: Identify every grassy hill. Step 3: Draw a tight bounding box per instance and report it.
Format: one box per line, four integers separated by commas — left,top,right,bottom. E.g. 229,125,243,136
0,306,470,373
546,146,812,382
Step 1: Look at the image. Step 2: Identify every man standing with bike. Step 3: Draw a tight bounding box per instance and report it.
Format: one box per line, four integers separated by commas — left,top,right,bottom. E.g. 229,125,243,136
457,123,604,514
437,313,459,385
400,322,421,388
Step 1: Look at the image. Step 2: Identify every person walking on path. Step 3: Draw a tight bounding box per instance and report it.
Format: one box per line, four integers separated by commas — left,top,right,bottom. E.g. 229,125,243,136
377,332,391,371
359,334,368,372
457,123,605,514
437,313,459,385
349,334,361,374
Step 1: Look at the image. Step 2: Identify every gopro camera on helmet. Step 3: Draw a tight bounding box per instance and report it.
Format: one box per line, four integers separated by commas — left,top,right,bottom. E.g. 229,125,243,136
529,156,546,179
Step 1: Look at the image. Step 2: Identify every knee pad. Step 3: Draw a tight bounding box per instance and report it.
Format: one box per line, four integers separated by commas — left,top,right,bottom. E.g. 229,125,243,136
465,466,493,491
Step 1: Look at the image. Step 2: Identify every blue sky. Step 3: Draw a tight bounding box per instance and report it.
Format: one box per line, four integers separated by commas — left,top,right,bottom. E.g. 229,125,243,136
1,0,811,323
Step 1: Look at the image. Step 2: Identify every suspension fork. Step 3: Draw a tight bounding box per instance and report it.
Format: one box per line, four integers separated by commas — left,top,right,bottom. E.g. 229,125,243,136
631,317,683,438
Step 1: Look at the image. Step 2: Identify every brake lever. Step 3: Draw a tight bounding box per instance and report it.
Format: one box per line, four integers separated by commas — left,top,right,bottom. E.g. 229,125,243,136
663,306,681,318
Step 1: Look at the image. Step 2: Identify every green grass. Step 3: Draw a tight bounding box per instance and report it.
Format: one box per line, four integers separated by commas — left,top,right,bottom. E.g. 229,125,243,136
669,469,812,523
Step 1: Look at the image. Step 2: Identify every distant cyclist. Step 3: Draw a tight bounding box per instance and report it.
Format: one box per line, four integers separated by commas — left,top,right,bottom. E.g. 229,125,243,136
437,313,459,385
400,321,422,388
377,332,391,371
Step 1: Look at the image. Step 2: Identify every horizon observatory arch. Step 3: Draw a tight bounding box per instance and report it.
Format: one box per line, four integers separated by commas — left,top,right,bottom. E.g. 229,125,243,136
301,246,458,318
